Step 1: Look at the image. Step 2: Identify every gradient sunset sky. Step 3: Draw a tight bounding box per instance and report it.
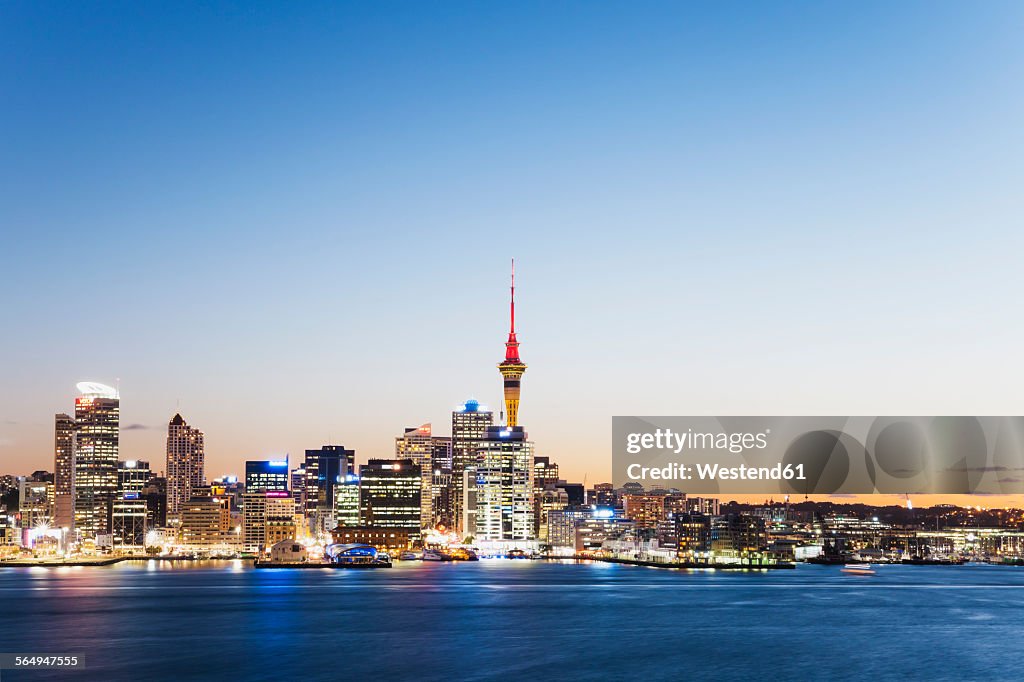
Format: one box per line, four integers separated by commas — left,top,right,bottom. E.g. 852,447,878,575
3,2,1024,505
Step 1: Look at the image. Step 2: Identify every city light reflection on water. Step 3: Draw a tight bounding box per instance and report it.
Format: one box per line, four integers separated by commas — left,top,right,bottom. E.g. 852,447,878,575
2,561,1024,681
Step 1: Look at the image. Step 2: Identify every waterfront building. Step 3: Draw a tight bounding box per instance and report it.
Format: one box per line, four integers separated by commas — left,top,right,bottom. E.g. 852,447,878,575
269,540,307,563
546,506,595,550
535,487,569,542
73,382,120,538
475,425,535,542
166,413,205,516
330,525,411,552
141,477,168,528
334,474,360,527
111,493,147,551
395,425,439,530
180,496,234,550
673,513,712,559
451,399,493,533
53,413,75,529
711,514,768,560
358,459,421,541
241,491,294,553
245,459,289,493
303,445,355,523
576,516,637,553
17,476,53,530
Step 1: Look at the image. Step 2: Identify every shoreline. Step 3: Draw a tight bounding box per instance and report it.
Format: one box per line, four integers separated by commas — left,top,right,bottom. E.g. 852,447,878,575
4,555,1012,570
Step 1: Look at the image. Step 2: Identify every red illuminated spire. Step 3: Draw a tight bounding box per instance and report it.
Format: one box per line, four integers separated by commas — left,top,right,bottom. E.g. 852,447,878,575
505,258,520,362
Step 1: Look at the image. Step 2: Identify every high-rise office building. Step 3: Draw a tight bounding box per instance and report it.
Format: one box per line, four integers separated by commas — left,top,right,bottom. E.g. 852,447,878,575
166,413,205,516
498,260,527,427
73,382,120,538
334,474,360,527
180,496,233,550
451,399,493,533
395,425,437,530
53,413,75,529
111,492,147,551
431,467,453,529
303,445,355,518
18,476,52,530
358,459,421,540
117,460,151,495
242,491,295,553
475,425,535,541
245,459,289,493
431,437,452,470
290,466,306,512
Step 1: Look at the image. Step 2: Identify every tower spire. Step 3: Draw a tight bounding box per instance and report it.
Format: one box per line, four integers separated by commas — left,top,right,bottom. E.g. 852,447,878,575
499,258,527,426
510,258,515,334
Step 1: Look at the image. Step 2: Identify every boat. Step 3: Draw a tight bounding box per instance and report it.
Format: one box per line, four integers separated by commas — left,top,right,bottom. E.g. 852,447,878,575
841,563,876,576
398,550,418,561
422,548,452,561
507,549,529,560
448,547,479,561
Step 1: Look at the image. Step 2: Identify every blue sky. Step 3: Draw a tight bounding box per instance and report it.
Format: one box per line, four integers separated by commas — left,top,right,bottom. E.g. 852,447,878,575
3,2,1024,486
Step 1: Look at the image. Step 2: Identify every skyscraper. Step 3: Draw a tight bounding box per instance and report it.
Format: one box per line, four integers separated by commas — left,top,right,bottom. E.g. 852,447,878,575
358,459,421,540
303,445,355,519
53,413,75,529
475,425,535,541
73,382,119,538
245,459,290,493
451,399,493,533
498,260,527,427
166,413,205,516
395,425,437,530
117,460,151,495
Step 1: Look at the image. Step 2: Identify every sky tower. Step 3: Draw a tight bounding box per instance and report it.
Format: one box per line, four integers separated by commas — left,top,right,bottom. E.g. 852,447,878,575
499,259,527,427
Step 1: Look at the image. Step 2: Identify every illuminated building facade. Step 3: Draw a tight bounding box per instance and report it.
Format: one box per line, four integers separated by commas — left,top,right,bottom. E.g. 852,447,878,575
166,413,205,516
623,494,668,530
546,507,595,549
303,445,355,518
451,399,493,533
18,477,52,529
242,491,294,552
330,526,411,552
431,468,453,529
53,413,75,529
395,425,439,530
475,426,535,541
181,496,233,549
245,459,289,493
333,475,360,527
111,493,147,551
358,459,421,541
73,382,120,538
536,488,569,542
118,460,151,495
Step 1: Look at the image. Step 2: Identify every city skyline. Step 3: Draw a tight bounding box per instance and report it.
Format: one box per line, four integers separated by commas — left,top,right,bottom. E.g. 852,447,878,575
4,3,1024,500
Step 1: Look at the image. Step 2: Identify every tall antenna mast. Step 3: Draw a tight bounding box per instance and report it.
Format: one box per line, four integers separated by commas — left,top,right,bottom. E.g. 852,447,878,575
510,258,515,334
